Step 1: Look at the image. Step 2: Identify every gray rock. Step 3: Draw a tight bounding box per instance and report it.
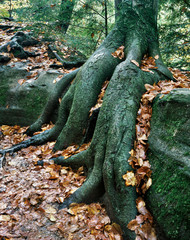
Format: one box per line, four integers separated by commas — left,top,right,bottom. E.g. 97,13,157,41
0,65,63,126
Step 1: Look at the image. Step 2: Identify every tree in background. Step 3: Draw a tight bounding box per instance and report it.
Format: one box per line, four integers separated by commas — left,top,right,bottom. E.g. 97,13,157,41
66,0,115,53
59,0,76,33
158,0,189,69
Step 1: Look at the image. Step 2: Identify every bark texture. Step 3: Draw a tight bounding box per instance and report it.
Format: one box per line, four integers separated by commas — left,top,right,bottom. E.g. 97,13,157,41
0,1,174,239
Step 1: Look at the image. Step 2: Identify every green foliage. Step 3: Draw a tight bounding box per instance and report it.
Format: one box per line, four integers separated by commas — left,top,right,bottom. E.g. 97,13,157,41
158,0,189,69
13,0,115,56
0,0,11,17
67,0,115,54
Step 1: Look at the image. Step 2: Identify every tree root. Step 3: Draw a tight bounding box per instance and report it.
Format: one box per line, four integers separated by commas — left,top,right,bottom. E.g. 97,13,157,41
48,44,86,69
0,128,57,156
52,150,89,170
26,69,80,136
0,31,39,59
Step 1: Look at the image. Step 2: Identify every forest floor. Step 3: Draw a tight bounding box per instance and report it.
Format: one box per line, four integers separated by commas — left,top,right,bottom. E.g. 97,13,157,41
0,21,189,240
0,20,124,240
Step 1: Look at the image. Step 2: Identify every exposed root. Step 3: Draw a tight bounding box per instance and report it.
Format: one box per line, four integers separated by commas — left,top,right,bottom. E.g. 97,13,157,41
26,69,80,136
51,55,168,239
59,167,104,209
52,150,89,170
149,43,174,80
0,128,57,155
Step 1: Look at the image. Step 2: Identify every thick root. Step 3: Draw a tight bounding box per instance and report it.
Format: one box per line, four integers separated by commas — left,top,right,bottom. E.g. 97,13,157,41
149,42,174,80
52,150,89,170
59,166,104,209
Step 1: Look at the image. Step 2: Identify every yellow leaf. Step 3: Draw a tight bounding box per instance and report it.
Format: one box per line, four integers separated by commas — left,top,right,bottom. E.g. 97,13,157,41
48,214,57,222
0,215,11,221
129,149,135,156
45,205,57,214
137,134,148,141
154,55,159,59
146,178,152,189
123,171,137,186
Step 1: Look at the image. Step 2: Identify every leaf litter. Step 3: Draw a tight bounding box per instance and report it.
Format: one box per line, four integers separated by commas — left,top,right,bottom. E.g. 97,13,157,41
0,124,123,239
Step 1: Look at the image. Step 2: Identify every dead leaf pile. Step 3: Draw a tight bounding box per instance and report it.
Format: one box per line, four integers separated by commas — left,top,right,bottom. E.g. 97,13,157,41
140,55,158,73
0,124,123,239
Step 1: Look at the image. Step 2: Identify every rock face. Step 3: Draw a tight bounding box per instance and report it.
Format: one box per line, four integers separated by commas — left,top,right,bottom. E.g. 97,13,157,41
146,89,190,240
0,64,63,126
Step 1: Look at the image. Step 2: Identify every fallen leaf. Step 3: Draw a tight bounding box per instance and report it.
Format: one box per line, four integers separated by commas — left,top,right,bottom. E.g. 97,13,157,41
123,171,137,186
131,60,140,67
18,79,26,85
48,214,57,222
0,215,11,221
146,178,152,189
45,205,57,214
112,46,125,59
127,219,139,231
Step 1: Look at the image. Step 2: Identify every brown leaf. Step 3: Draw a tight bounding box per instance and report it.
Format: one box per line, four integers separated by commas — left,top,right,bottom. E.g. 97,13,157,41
131,60,140,67
154,55,159,59
112,46,125,59
45,205,57,214
127,219,139,231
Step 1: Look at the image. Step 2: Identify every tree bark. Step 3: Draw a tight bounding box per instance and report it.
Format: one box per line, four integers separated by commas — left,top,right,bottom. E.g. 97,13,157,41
0,1,173,239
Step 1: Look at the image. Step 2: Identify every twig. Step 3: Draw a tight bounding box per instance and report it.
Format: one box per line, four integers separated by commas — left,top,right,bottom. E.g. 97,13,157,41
0,152,6,169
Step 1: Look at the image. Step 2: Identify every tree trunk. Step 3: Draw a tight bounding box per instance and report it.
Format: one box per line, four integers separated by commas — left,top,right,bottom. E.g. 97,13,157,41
59,0,75,33
115,0,122,19
0,0,173,239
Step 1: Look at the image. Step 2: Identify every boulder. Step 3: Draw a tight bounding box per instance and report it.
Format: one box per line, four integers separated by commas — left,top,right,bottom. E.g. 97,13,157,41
0,63,63,126
146,88,190,240
0,31,39,59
